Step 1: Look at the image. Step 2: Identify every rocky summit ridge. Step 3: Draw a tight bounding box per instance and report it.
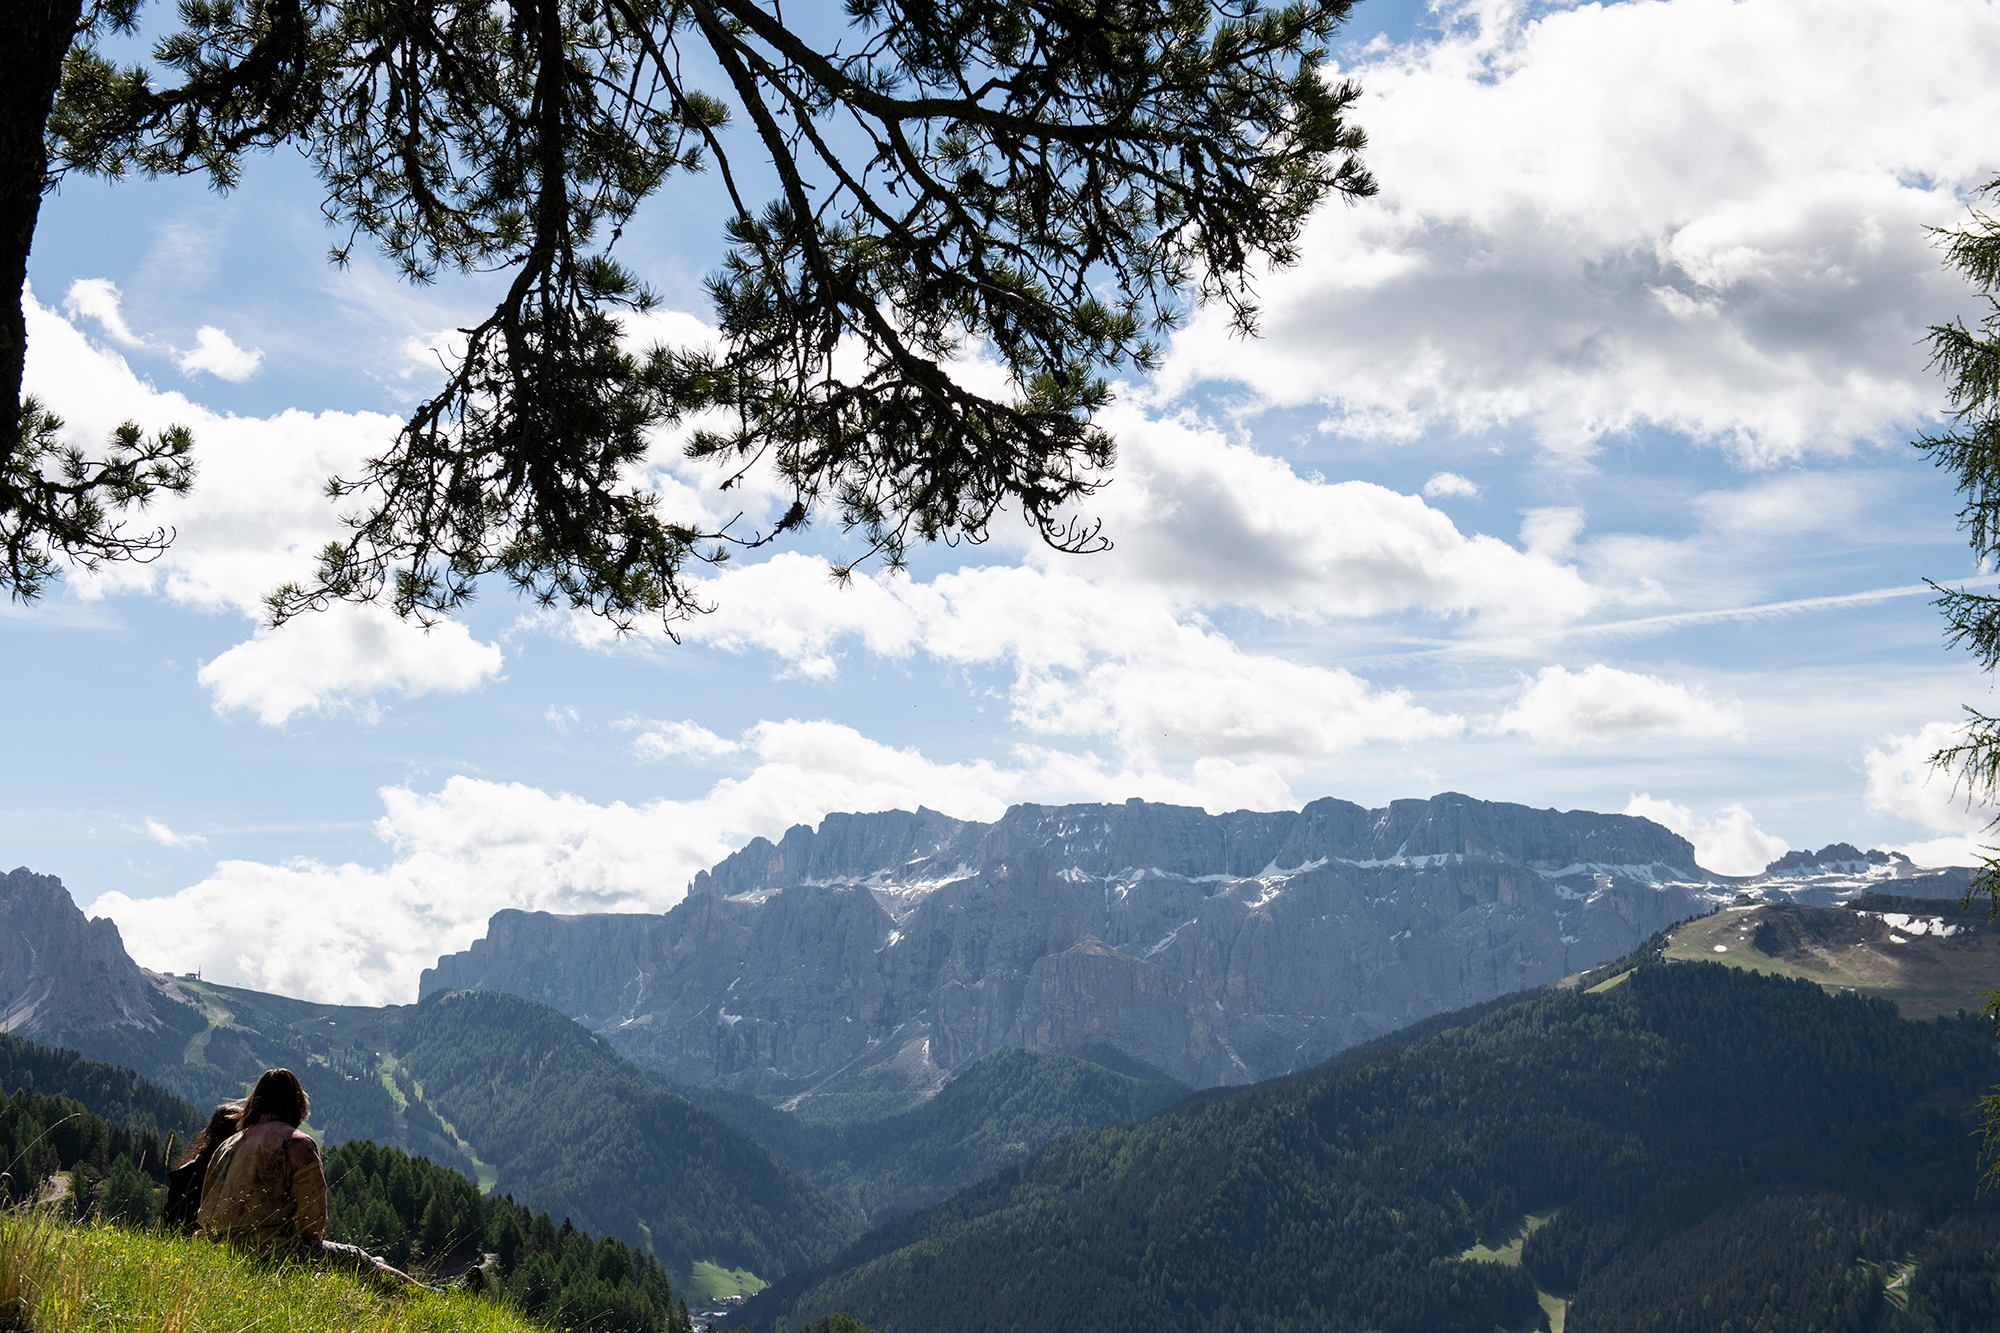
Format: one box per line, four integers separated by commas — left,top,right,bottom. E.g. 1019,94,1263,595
423,792,1972,1099
0,866,192,1048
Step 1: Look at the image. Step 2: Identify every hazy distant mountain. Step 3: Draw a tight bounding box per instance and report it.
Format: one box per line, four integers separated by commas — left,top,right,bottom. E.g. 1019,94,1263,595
427,791,1966,1102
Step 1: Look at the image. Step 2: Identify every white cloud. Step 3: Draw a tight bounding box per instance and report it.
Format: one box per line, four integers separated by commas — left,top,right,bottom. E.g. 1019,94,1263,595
1624,793,1788,876
1159,0,2000,462
1060,404,1611,626
622,718,740,761
26,292,391,615
62,278,152,349
545,705,580,734
143,818,206,849
197,604,505,726
1862,721,1996,865
1422,471,1482,499
1690,471,1878,539
24,293,513,724
175,325,265,381
639,555,1465,763
61,278,264,380
87,721,1304,1004
1494,664,1744,745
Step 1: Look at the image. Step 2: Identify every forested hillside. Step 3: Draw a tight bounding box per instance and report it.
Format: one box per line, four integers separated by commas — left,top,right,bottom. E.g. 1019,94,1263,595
674,1045,1190,1223
382,990,862,1275
49,978,860,1280
0,1032,196,1137
324,1138,693,1333
746,959,2000,1333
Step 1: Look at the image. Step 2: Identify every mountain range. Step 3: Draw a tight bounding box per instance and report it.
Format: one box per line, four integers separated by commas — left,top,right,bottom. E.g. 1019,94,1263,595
420,793,1973,1105
4,788,1987,1312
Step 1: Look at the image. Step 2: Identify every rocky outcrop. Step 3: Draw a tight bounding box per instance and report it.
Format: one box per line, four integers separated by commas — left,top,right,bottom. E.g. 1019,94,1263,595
0,867,177,1044
424,793,1735,1093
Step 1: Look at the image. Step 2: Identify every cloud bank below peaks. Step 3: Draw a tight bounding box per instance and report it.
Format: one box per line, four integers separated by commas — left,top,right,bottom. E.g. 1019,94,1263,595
1161,0,2000,461
89,720,1300,1005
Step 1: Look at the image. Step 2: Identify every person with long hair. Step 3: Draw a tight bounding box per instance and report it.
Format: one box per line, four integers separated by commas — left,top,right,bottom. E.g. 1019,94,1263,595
197,1068,419,1288
160,1098,242,1232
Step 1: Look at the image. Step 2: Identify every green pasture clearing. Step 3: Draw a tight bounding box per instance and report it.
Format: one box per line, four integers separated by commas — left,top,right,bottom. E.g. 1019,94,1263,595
1459,1208,1559,1266
688,1259,767,1301
1462,1209,1567,1332
1586,968,1632,993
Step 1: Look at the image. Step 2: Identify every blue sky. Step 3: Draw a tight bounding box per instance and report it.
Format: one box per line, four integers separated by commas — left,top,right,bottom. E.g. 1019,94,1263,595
8,0,2000,1004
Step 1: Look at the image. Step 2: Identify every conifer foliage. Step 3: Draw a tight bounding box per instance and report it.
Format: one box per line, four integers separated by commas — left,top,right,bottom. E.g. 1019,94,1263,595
1920,175,2000,910
21,0,1377,622
1915,176,2000,1193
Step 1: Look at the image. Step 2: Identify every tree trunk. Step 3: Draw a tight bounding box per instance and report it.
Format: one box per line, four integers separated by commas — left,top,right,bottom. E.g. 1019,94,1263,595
1,0,85,421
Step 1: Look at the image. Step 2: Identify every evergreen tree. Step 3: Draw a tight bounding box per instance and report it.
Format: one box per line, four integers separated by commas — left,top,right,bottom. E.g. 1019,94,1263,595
11,1,1375,620
1921,175,2000,904
1914,176,2000,1188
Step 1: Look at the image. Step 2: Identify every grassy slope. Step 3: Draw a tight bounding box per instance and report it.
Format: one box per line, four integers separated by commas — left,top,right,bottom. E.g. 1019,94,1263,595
1662,902,1996,1018
2,1215,531,1333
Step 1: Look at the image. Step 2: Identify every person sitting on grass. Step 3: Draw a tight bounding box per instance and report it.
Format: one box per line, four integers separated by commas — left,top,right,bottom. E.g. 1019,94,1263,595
197,1067,421,1289
161,1099,243,1232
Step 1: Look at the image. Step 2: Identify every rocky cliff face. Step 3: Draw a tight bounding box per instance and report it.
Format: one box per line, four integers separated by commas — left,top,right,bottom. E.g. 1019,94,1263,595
0,867,180,1046
423,793,1736,1094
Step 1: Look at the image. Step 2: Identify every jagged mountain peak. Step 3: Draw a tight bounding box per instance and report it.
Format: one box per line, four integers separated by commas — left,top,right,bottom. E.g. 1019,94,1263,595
0,866,175,1042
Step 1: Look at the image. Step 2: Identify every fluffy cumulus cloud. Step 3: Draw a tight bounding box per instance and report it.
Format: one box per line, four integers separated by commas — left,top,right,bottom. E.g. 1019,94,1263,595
1624,793,1788,876
1862,721,1997,866
1160,0,2000,460
635,554,1466,764
175,325,265,382
197,604,505,725
62,278,263,380
1494,664,1745,745
622,718,740,761
88,721,1298,1003
29,292,381,613
1423,472,1482,500
1060,403,1613,627
25,291,506,718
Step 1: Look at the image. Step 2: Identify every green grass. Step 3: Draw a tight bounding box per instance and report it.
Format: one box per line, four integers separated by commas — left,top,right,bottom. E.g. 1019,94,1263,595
1458,1208,1559,1266
686,1260,767,1302
1585,969,1633,993
1460,1210,1566,1332
0,1213,539,1333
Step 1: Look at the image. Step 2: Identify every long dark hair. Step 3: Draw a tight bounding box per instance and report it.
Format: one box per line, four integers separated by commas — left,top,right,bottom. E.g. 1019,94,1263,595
241,1068,310,1128
176,1100,244,1168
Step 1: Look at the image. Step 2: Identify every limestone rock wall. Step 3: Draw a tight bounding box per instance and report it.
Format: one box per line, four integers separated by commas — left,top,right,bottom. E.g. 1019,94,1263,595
422,792,1723,1093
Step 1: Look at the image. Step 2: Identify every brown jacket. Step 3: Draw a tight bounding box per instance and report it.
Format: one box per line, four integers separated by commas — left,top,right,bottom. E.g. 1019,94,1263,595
196,1120,327,1251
